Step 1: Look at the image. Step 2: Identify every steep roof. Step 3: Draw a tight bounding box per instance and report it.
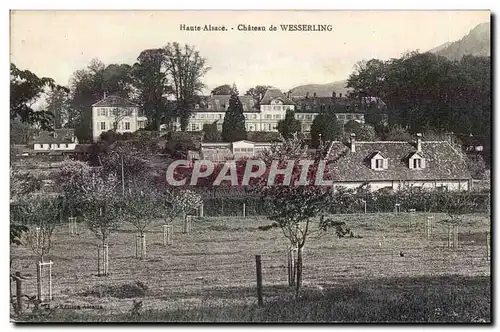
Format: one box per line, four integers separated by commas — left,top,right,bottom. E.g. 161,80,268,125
195,95,258,113
259,88,295,105
326,140,471,182
33,129,76,144
92,95,138,108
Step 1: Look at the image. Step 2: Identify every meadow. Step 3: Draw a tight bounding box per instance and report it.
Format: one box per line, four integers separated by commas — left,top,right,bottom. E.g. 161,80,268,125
10,212,491,323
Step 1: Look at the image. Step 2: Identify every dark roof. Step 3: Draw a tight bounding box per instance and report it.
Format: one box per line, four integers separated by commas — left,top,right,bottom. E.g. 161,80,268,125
259,88,295,105
92,95,138,108
194,95,258,113
33,129,76,144
326,140,471,182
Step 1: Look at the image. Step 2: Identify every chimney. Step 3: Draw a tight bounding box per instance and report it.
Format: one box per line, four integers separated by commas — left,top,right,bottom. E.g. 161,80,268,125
287,90,292,99
350,133,356,153
332,91,336,99
306,92,309,99
339,93,342,98
103,91,107,99
313,92,317,98
416,133,422,152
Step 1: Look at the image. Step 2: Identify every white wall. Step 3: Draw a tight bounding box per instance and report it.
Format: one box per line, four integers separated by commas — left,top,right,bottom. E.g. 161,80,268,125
333,179,470,192
92,106,139,141
34,143,77,151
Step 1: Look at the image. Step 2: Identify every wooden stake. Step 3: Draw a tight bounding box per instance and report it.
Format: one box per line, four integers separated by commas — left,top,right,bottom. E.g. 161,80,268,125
243,202,246,217
141,234,146,258
15,272,23,314
97,245,101,276
36,262,42,301
255,255,263,306
288,247,296,286
447,225,452,248
486,231,490,261
48,261,52,301
104,244,109,275
199,203,204,217
453,225,458,249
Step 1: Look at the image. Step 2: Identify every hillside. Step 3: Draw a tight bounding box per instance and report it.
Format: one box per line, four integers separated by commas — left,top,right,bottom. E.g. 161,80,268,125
432,22,490,60
289,80,349,98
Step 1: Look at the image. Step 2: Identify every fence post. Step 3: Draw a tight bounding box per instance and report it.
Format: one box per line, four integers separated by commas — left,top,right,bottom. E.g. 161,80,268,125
35,227,40,249
287,247,296,286
447,225,452,248
104,244,109,275
453,225,458,249
15,272,23,315
408,209,415,229
255,255,263,306
36,262,42,301
243,202,246,218
135,235,140,258
394,203,400,215
141,234,146,258
97,245,101,276
486,231,490,261
426,216,433,239
48,261,53,301
199,203,204,218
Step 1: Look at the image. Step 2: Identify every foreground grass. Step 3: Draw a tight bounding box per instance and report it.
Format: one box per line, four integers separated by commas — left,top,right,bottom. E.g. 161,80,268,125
16,275,490,323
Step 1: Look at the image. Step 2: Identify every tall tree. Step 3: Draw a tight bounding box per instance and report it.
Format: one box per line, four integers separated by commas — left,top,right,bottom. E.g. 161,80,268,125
164,42,210,130
10,63,67,130
221,85,247,142
277,109,301,139
310,111,341,147
245,85,273,102
45,88,72,129
211,84,233,95
342,120,376,141
132,48,170,131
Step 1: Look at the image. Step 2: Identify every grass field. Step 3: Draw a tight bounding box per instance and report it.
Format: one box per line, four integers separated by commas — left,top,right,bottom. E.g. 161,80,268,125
10,212,491,323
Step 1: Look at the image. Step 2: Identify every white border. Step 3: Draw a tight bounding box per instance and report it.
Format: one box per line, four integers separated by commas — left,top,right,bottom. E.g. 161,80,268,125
3,1,497,331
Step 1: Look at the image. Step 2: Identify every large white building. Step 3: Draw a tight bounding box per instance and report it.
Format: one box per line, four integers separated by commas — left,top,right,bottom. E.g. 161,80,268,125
170,88,385,133
171,88,296,132
91,95,147,142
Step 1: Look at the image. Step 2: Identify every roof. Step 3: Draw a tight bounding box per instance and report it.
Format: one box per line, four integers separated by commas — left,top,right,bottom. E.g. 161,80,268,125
33,129,76,144
259,88,295,105
194,95,258,113
92,95,138,108
326,140,471,182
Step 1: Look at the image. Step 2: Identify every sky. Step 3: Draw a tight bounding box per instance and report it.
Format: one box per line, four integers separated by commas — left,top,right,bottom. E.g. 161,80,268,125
10,10,490,94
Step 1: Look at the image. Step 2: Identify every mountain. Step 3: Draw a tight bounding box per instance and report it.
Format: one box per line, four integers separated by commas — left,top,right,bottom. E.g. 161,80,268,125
431,22,490,60
289,80,349,98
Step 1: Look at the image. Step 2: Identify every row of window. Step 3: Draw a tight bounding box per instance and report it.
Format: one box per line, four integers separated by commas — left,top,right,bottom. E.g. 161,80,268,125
36,143,71,149
372,158,425,170
100,122,131,131
234,148,254,153
97,108,134,117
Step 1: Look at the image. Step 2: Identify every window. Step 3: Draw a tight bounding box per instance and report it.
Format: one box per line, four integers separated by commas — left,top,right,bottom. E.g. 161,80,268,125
376,159,384,169
199,114,206,119
252,114,257,119
371,155,388,170
265,114,272,119
191,124,197,131
297,114,304,120
274,114,281,120
305,114,312,120
125,122,130,130
346,114,354,120
337,114,346,120
413,159,421,169
100,122,106,130
272,105,281,111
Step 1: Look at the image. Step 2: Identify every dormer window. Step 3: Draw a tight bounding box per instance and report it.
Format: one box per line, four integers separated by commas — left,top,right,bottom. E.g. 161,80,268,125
370,152,388,170
409,152,426,169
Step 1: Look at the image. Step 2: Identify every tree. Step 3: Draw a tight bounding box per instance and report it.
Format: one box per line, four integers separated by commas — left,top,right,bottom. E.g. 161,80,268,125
203,122,222,142
81,171,122,247
211,84,233,95
310,111,341,147
221,85,247,142
132,48,171,131
245,85,273,102
45,88,72,129
12,195,65,262
10,63,68,130
122,186,165,259
252,134,349,297
277,109,301,139
342,120,376,141
166,189,202,222
384,124,413,141
164,42,210,130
